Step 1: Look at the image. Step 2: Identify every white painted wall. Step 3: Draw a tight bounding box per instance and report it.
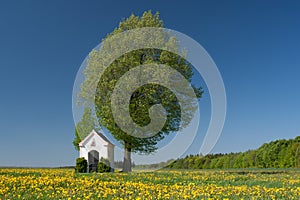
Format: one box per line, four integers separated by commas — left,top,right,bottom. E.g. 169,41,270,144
79,130,114,170
107,144,114,169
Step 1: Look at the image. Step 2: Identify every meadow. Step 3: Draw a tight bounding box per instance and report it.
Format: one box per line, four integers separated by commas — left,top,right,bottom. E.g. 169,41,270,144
0,168,300,199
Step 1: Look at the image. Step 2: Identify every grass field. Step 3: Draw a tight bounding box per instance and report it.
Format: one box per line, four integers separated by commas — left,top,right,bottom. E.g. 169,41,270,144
1,168,300,199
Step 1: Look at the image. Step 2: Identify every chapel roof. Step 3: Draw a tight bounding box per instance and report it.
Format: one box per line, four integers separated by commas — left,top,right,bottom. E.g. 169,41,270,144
79,129,114,147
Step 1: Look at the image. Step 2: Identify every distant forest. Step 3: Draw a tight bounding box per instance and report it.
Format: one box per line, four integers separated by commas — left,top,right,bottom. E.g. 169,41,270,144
167,136,300,169
114,160,175,170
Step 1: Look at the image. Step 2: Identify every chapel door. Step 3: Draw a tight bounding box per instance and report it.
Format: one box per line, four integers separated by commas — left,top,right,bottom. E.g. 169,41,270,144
88,150,99,172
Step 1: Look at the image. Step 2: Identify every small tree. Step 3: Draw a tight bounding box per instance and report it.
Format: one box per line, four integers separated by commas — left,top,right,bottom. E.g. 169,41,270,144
73,107,96,151
75,157,87,173
97,157,111,173
72,128,81,151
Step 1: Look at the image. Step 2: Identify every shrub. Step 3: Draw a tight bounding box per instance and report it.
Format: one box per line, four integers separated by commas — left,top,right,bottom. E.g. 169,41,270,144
75,157,87,173
98,157,111,173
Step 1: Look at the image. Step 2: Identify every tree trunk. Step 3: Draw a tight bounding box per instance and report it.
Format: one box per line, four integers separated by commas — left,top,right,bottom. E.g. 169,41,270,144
123,142,132,172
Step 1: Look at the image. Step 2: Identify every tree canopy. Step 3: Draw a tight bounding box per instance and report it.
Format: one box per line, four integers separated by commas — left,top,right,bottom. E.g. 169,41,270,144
77,10,202,172
167,136,300,169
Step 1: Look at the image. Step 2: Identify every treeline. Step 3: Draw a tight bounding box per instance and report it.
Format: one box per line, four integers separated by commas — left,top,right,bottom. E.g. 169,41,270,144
133,159,175,170
167,136,300,169
114,160,175,170
114,161,136,169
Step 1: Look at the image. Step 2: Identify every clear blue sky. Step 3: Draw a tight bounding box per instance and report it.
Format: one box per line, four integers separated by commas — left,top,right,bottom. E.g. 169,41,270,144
0,0,299,167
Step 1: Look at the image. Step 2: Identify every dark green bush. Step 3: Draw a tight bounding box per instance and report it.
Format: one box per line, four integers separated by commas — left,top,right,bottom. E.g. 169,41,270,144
97,157,111,173
75,157,87,173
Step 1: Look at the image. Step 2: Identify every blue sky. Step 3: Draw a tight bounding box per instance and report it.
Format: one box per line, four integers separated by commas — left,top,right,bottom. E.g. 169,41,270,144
0,1,299,167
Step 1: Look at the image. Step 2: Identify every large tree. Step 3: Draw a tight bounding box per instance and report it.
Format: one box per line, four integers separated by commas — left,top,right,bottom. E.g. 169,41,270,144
78,11,203,172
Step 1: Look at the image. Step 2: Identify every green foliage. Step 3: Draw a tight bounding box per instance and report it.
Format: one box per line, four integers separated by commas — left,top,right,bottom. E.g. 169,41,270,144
167,136,300,169
72,128,81,151
97,157,111,173
75,157,88,173
73,107,96,151
78,10,203,172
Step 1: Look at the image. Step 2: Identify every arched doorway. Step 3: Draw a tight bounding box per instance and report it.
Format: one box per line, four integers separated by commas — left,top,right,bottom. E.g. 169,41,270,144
88,150,99,172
